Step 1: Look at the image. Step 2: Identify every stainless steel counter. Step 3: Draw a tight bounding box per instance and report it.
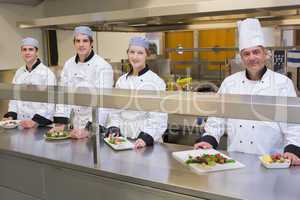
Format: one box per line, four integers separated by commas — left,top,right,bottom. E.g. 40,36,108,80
0,127,299,200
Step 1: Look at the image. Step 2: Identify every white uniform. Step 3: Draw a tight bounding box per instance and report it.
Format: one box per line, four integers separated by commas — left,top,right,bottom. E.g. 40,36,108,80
203,68,300,155
106,69,168,142
55,52,113,127
8,61,56,122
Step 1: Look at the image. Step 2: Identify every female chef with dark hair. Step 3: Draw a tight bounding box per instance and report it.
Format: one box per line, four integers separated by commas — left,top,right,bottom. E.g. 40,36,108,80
105,36,168,149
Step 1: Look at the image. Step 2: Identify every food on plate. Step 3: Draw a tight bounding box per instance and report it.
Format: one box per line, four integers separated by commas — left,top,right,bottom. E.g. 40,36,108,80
107,136,127,145
104,136,134,151
2,120,18,126
0,120,19,128
261,154,288,164
185,153,235,167
45,131,70,139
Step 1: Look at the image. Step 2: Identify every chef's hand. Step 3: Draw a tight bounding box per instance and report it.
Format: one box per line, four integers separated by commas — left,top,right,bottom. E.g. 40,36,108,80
105,126,121,138
2,117,13,121
70,128,89,139
49,124,65,132
283,152,300,166
134,138,146,149
20,119,37,129
194,141,212,149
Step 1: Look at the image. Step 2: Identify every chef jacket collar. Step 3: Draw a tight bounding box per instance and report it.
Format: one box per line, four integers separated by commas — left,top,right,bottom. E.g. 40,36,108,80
75,50,94,64
126,65,149,79
25,58,41,72
245,66,267,81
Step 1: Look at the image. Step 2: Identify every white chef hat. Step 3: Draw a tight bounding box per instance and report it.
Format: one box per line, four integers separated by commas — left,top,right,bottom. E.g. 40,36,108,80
129,36,150,50
238,18,265,51
74,26,93,37
21,37,39,49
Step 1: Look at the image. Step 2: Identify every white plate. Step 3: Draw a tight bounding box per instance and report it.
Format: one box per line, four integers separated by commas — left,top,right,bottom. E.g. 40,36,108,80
259,156,290,169
172,149,245,174
0,120,20,129
104,137,134,151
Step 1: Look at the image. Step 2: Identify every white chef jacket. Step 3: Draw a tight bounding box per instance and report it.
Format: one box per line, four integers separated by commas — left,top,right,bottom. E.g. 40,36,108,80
55,52,113,127
106,68,168,141
8,61,56,121
203,68,300,155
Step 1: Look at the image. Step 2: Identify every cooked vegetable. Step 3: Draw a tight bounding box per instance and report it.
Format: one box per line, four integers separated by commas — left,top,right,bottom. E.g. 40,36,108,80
185,153,235,167
108,136,126,145
262,154,287,164
46,131,69,138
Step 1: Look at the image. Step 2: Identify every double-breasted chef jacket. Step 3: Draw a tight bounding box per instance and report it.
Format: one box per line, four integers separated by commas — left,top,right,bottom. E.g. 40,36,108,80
4,59,57,126
198,67,300,157
106,66,168,145
54,50,113,128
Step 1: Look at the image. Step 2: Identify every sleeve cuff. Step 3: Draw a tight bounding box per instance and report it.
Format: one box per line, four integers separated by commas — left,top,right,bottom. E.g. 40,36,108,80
284,144,300,158
196,135,218,149
53,116,69,124
3,112,17,120
99,125,107,133
85,121,93,132
105,126,121,137
137,132,154,146
32,114,52,126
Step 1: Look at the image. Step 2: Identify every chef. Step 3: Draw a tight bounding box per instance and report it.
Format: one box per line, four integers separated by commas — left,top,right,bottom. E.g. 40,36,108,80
105,36,168,148
51,26,113,139
194,18,300,165
3,37,57,128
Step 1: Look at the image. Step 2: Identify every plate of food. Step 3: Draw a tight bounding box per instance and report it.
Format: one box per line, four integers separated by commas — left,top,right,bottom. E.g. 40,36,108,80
104,136,134,151
0,120,20,129
44,131,71,140
260,154,290,169
172,149,245,173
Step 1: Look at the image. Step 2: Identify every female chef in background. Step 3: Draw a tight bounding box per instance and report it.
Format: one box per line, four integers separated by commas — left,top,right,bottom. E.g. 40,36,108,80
105,36,168,149
3,37,56,128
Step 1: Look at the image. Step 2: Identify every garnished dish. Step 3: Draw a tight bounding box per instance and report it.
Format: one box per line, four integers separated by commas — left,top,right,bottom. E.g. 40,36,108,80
44,131,71,140
186,153,236,167
260,154,290,169
107,136,127,145
172,149,245,173
104,136,134,151
0,120,19,129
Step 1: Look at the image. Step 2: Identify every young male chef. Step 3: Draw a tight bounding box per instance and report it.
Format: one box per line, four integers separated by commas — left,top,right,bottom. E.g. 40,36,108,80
51,26,113,139
3,37,57,128
194,18,300,165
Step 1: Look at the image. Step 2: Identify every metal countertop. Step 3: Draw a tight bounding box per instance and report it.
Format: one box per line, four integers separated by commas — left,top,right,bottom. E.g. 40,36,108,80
0,127,299,200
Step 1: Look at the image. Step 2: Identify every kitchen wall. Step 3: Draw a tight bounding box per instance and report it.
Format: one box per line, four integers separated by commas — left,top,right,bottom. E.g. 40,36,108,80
0,2,45,70
97,32,145,62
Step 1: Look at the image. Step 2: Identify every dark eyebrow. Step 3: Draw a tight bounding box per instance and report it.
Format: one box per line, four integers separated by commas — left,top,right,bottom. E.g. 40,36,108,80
22,47,35,50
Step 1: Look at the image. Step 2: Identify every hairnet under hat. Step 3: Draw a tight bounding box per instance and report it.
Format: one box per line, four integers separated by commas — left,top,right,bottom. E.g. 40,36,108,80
21,37,39,49
74,26,93,37
238,18,265,51
129,36,149,50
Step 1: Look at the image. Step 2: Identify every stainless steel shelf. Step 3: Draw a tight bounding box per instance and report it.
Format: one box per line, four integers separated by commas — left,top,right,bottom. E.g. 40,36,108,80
1,83,300,123
17,1,300,32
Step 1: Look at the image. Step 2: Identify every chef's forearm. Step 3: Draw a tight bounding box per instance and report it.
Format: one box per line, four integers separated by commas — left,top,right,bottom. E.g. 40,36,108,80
3,111,17,120
137,132,154,146
196,135,218,149
32,114,52,126
284,144,300,158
